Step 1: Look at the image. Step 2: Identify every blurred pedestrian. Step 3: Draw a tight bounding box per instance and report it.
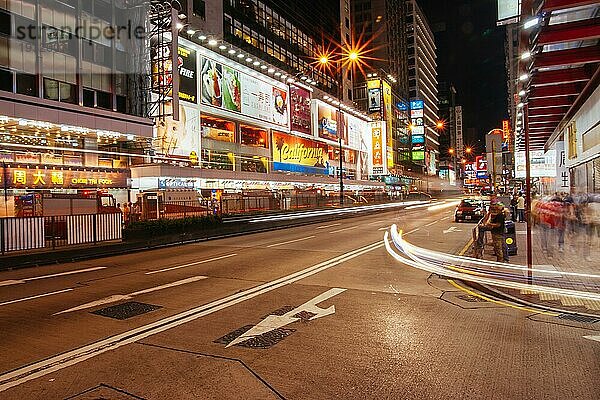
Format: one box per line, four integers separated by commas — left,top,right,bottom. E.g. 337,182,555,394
123,202,130,225
582,197,600,262
482,203,508,262
517,194,525,222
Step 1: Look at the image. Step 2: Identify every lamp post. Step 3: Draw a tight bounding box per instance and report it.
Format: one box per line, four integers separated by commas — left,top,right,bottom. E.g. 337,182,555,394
318,49,361,207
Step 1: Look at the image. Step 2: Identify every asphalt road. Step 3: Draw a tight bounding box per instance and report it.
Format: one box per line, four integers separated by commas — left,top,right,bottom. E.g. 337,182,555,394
0,202,598,399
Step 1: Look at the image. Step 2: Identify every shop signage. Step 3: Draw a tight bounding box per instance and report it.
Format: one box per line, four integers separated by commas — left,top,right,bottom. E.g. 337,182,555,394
346,114,366,150
178,45,198,103
158,178,196,190
412,151,425,161
566,121,577,159
555,141,570,191
272,131,329,174
410,100,424,110
498,0,520,22
0,167,129,189
290,85,311,134
15,153,40,164
455,106,464,156
200,56,289,127
383,81,394,169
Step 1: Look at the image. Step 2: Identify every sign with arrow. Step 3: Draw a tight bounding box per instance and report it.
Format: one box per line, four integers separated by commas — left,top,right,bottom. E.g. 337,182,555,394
226,288,346,348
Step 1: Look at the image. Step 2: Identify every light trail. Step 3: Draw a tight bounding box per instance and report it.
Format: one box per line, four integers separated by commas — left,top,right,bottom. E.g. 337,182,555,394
384,226,600,303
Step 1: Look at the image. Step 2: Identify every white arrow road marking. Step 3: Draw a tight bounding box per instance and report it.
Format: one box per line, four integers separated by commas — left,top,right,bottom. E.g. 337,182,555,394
53,276,208,315
0,289,74,307
0,267,107,287
226,288,347,348
267,236,316,248
146,254,238,275
0,241,382,393
443,226,462,234
584,335,600,343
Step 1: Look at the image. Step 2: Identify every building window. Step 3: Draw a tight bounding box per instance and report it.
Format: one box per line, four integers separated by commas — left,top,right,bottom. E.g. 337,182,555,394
0,68,13,92
16,72,37,96
43,78,77,104
193,0,206,19
201,115,236,143
96,90,112,109
345,17,350,29
83,88,95,107
240,124,268,148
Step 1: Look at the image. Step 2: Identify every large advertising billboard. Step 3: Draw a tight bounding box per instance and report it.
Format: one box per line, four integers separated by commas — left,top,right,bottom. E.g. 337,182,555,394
367,79,382,114
498,0,520,23
200,56,289,128
370,121,387,175
178,45,198,103
155,101,200,163
272,131,329,174
316,103,348,144
290,85,311,134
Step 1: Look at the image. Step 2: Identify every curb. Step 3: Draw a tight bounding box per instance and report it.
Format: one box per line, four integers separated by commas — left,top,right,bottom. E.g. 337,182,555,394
456,239,600,318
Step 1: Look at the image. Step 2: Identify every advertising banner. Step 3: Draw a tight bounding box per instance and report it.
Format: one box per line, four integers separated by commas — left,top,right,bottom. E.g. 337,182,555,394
370,121,387,175
347,114,366,150
1,167,129,189
455,106,464,156
412,151,425,161
272,131,329,174
178,45,198,103
498,0,520,22
290,85,312,134
514,150,557,178
382,81,394,169
200,56,289,127
155,101,200,162
317,103,347,143
367,79,382,114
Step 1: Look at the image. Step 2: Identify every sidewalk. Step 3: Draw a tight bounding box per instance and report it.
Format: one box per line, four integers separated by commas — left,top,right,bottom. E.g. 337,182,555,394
471,221,600,316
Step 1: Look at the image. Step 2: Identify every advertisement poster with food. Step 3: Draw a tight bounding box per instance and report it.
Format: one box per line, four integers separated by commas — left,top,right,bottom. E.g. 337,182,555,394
201,58,223,107
200,56,289,128
155,101,200,162
272,131,329,173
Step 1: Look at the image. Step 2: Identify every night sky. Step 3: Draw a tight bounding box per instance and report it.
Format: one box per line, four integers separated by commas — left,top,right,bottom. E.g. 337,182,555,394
418,0,509,152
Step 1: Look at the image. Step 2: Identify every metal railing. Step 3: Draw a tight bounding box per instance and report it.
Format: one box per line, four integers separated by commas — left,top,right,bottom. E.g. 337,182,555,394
0,213,122,255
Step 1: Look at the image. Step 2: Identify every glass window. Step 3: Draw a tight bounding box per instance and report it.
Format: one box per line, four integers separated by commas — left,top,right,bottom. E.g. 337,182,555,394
0,68,13,92
240,124,268,148
201,149,234,171
241,156,267,173
201,115,236,143
16,72,37,96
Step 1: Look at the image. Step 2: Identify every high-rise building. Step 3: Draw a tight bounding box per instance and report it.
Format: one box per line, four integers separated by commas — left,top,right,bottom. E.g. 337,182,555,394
0,0,154,217
406,0,439,174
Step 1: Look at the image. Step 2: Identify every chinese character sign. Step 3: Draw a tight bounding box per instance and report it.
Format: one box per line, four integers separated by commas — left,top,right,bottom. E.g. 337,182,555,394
555,141,570,191
1,168,129,189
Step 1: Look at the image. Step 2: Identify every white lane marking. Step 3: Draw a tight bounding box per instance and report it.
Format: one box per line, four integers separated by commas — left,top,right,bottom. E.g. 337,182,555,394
405,201,443,210
443,227,463,234
389,285,400,294
146,254,238,275
378,226,391,231
0,267,107,287
441,216,450,221
404,228,420,235
330,226,359,234
266,236,316,248
54,276,208,315
0,289,74,307
226,288,346,347
366,220,386,226
423,220,438,227
0,241,382,392
584,335,600,343
316,223,342,230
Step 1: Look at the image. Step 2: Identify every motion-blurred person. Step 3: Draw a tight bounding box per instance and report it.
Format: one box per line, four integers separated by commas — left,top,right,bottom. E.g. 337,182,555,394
536,197,565,256
582,196,600,262
516,194,525,222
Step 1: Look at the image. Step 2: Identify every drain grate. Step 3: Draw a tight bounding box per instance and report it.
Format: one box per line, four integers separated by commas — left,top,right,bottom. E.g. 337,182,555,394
457,294,488,303
91,301,162,320
214,325,295,349
557,314,600,324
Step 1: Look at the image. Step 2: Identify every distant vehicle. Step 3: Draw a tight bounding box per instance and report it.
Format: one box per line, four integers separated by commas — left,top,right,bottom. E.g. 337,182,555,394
455,198,486,223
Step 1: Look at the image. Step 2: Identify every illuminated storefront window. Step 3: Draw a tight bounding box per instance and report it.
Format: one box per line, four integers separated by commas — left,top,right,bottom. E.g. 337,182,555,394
201,115,236,143
202,149,235,170
240,124,268,148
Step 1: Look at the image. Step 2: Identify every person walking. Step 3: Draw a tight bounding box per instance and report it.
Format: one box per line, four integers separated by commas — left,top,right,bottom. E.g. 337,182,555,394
516,194,525,222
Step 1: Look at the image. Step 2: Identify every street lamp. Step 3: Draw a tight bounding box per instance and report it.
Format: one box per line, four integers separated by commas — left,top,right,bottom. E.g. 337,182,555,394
316,46,364,206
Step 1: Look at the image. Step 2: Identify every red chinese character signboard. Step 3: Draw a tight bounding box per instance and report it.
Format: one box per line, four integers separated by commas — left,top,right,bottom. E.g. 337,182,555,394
0,168,129,189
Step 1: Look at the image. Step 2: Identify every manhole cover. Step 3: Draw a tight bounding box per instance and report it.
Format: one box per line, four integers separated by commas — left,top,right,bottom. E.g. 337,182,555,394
558,314,600,324
91,302,162,320
457,294,488,303
214,325,295,349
